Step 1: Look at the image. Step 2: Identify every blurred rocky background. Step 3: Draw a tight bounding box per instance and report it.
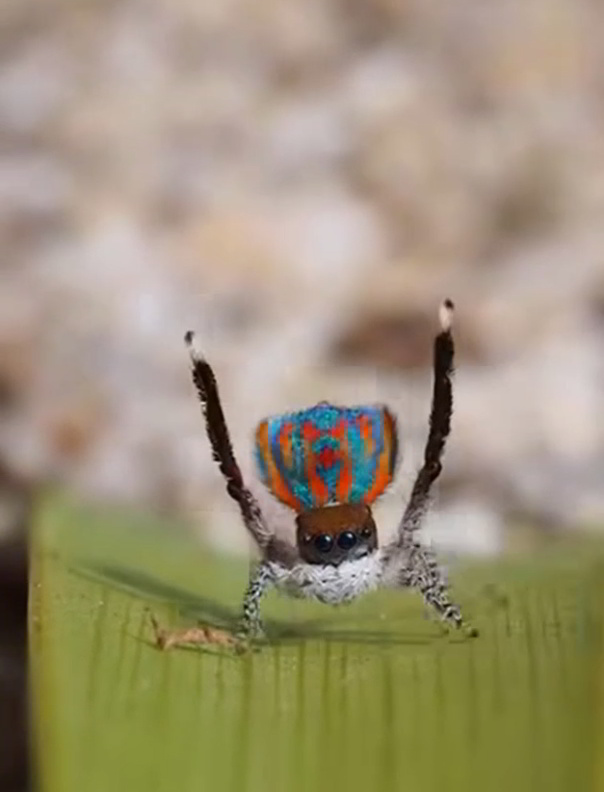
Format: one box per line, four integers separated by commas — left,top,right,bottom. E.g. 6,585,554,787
1,0,604,563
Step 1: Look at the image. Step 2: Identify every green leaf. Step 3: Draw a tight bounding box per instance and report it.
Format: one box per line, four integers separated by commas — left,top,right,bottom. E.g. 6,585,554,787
30,495,604,792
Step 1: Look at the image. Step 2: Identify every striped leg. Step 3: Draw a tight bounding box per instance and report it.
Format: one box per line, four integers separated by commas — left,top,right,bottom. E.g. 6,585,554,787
402,542,477,636
239,562,273,642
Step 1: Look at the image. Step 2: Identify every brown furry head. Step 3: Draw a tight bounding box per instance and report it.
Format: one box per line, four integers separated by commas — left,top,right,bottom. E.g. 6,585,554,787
295,503,378,566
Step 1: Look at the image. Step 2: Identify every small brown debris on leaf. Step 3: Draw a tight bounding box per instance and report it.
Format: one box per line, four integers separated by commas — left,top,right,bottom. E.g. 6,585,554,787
147,610,240,651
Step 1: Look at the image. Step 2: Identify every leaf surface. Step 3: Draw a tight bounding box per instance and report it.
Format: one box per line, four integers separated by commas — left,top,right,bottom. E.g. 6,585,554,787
30,496,604,792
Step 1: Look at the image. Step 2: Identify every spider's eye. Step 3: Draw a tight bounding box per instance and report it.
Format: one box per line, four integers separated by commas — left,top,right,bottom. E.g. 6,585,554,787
314,534,334,553
337,531,357,550
303,533,313,544
360,526,372,539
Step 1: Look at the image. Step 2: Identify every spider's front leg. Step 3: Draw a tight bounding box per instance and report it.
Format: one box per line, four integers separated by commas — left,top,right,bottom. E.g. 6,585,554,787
401,541,471,633
238,562,274,644
383,300,477,637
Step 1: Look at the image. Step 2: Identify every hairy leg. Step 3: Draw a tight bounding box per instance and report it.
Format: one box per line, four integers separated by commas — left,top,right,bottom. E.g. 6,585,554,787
150,338,278,652
382,301,476,635
401,542,477,635
238,562,274,641
185,331,272,551
398,300,455,541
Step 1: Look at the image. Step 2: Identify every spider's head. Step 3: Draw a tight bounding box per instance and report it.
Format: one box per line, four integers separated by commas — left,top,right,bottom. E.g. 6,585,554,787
295,503,378,566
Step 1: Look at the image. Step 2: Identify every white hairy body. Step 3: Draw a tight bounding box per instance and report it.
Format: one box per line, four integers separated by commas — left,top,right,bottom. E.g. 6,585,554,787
267,551,387,605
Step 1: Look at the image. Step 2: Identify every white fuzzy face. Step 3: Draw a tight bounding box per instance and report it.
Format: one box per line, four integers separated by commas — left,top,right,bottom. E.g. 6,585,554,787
267,551,385,606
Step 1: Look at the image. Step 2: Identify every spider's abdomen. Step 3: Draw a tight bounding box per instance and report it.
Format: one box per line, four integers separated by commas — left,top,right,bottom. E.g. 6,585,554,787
267,552,384,605
254,402,398,511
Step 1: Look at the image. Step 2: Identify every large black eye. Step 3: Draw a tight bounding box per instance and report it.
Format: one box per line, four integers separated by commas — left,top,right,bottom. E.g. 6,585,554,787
337,531,357,550
314,534,334,553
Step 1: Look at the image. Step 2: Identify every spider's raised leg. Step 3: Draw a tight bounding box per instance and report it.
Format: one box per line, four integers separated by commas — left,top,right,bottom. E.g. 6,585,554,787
384,301,476,636
185,332,272,551
400,299,455,540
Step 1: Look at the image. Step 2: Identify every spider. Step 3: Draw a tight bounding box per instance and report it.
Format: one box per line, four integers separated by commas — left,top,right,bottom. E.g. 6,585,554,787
152,299,476,651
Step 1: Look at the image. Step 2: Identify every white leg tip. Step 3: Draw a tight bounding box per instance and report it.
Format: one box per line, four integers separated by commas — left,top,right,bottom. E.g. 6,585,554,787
184,330,205,362
439,299,454,332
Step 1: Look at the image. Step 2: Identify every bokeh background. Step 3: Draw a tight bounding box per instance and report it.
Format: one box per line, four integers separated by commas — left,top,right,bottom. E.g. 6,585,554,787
2,0,604,561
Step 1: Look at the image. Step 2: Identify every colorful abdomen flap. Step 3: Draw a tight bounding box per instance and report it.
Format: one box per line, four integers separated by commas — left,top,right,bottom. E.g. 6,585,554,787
254,402,398,512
